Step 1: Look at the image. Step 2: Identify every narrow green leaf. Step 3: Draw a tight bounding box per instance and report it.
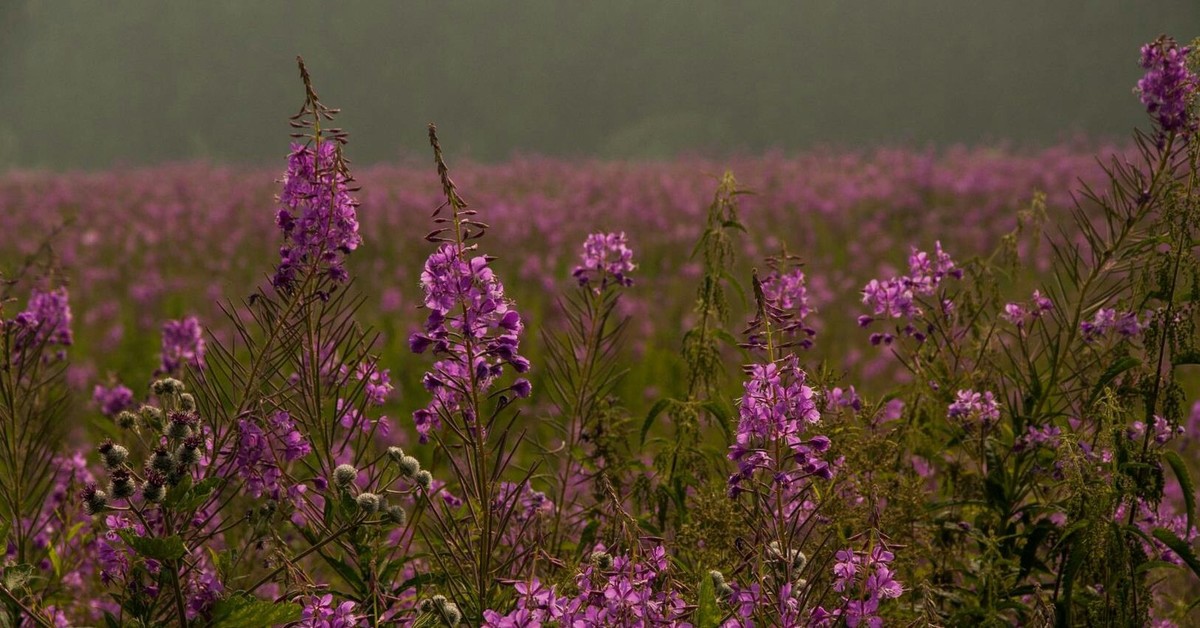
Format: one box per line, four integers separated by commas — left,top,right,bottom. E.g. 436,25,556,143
1164,450,1195,531
640,398,674,445
1152,528,1200,580
694,573,720,628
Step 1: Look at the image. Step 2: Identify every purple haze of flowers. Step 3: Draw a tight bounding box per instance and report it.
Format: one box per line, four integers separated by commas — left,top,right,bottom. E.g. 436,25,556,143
572,231,636,289
160,316,206,375
728,355,831,496
274,141,362,289
230,412,311,499
93,383,135,418
409,242,529,443
11,287,73,356
1135,37,1198,137
947,389,1001,428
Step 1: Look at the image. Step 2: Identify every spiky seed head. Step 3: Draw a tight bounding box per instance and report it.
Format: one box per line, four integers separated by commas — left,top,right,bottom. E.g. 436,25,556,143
152,378,184,396
139,405,164,429
176,444,201,466
98,440,129,468
385,504,407,526
590,551,613,570
334,464,358,488
356,492,381,513
398,455,421,478
80,484,108,515
109,470,135,499
415,470,433,491
116,410,138,429
142,473,166,502
150,447,175,473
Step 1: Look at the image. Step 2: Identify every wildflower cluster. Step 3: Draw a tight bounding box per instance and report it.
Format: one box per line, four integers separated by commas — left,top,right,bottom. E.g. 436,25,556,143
814,542,904,627
572,231,637,290
946,389,1002,429
1136,36,1198,137
482,547,688,626
1080,307,1144,341
728,356,830,496
859,241,961,344
159,315,206,375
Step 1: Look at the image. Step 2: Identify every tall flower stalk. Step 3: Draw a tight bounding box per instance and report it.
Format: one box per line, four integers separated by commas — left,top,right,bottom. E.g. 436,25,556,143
410,124,533,621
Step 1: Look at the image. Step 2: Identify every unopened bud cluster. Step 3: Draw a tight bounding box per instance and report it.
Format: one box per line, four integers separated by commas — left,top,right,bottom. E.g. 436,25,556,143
82,379,207,514
418,595,461,626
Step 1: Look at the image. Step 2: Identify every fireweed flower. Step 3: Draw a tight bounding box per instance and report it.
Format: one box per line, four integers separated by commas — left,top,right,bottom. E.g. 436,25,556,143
1001,290,1053,328
482,545,688,626
947,389,1001,429
160,316,206,374
728,355,831,497
1136,36,1198,137
409,241,529,442
9,286,73,360
747,263,817,350
93,383,136,418
814,543,903,627
1080,308,1144,341
859,242,960,342
572,231,636,289
299,593,363,628
229,413,310,499
274,140,362,289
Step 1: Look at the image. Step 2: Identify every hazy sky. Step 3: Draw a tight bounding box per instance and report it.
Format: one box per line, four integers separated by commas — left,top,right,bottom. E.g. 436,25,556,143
1,1,1197,170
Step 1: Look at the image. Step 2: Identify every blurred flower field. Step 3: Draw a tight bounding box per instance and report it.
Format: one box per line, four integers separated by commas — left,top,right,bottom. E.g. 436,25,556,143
0,37,1198,628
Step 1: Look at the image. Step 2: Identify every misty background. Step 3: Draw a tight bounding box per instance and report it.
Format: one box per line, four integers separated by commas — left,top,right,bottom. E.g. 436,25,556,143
1,1,1197,171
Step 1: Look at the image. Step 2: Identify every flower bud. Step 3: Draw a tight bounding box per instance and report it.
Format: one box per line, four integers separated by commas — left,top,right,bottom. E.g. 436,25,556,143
176,442,201,466
334,464,358,488
139,405,165,430
386,446,405,463
115,410,138,429
385,504,408,526
152,378,184,396
398,456,421,479
356,492,381,514
414,470,433,491
109,469,135,499
98,440,129,469
142,471,167,502
150,447,175,474
178,393,196,411
166,411,196,439
590,551,613,570
80,484,108,515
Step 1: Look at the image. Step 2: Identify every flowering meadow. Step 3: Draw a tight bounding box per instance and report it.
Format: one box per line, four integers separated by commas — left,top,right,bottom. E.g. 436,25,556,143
1,36,1199,627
